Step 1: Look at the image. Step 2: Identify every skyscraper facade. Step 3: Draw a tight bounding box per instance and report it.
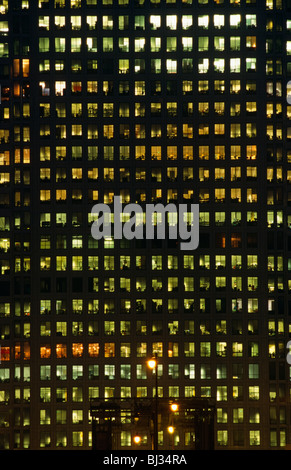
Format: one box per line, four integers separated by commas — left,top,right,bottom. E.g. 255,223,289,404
0,0,291,450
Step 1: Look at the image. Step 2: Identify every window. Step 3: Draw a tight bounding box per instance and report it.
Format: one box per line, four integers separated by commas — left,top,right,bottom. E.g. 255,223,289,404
39,37,49,52
71,38,81,52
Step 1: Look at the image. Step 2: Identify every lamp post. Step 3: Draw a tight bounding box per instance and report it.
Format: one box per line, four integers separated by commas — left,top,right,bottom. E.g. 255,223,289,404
147,353,158,450
167,425,175,450
168,402,178,450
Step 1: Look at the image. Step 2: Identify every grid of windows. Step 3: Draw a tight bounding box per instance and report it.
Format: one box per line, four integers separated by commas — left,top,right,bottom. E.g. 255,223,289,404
1,0,291,450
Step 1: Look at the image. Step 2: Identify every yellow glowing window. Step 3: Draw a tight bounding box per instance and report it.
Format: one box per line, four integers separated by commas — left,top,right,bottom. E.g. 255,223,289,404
72,256,83,271
55,81,66,96
230,14,241,28
198,15,209,29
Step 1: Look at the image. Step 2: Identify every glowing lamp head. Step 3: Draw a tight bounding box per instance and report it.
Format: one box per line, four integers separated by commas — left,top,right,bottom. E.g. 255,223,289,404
133,435,141,444
170,403,179,412
147,359,157,369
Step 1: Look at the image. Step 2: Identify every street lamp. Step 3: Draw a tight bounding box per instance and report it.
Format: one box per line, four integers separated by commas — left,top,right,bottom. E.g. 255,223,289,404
167,425,174,434
147,353,158,451
133,434,141,445
168,402,178,450
170,403,179,413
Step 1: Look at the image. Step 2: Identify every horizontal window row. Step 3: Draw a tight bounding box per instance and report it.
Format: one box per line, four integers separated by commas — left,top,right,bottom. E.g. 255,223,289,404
2,428,284,450
2,79,286,100
0,361,261,381
0,296,276,316
0,144,286,164
35,34,262,53
0,381,285,408
0,295,284,316
37,363,261,380
0,362,270,383
0,402,282,432
24,101,286,117
35,36,261,53
2,126,290,143
0,258,265,275
34,0,271,10
36,122,260,138
4,0,281,14
0,209,284,229
0,215,289,234
0,317,273,337
1,168,290,184
2,189,288,208
0,260,283,275
0,339,281,360
3,295,283,317
1,100,290,119
0,407,273,429
36,13,257,31
0,252,267,268
0,187,282,203
1,321,285,339
35,56,261,75
38,144,260,161
1,124,289,142
38,276,282,291
0,167,286,185
33,189,285,206
0,343,263,365
0,384,265,409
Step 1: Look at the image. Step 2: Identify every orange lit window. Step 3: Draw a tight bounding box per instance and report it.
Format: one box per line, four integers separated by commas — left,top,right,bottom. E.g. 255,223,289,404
22,59,30,77
104,342,115,357
231,233,242,248
0,346,10,361
14,149,21,164
15,343,21,359
88,343,99,357
14,83,21,97
72,343,83,357
56,344,67,358
40,345,51,358
24,342,30,360
13,59,20,77
216,233,226,248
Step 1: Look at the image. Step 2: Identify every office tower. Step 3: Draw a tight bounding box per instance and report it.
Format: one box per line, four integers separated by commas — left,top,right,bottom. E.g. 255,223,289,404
0,0,291,450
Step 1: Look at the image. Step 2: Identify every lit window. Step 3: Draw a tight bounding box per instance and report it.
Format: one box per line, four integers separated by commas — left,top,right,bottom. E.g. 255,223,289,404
198,58,209,74
103,15,113,30
214,15,224,29
198,15,209,29
230,14,241,29
166,15,177,30
182,15,193,30
55,37,65,52
72,343,83,357
71,37,81,52
214,36,224,51
39,37,49,53
149,15,160,30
